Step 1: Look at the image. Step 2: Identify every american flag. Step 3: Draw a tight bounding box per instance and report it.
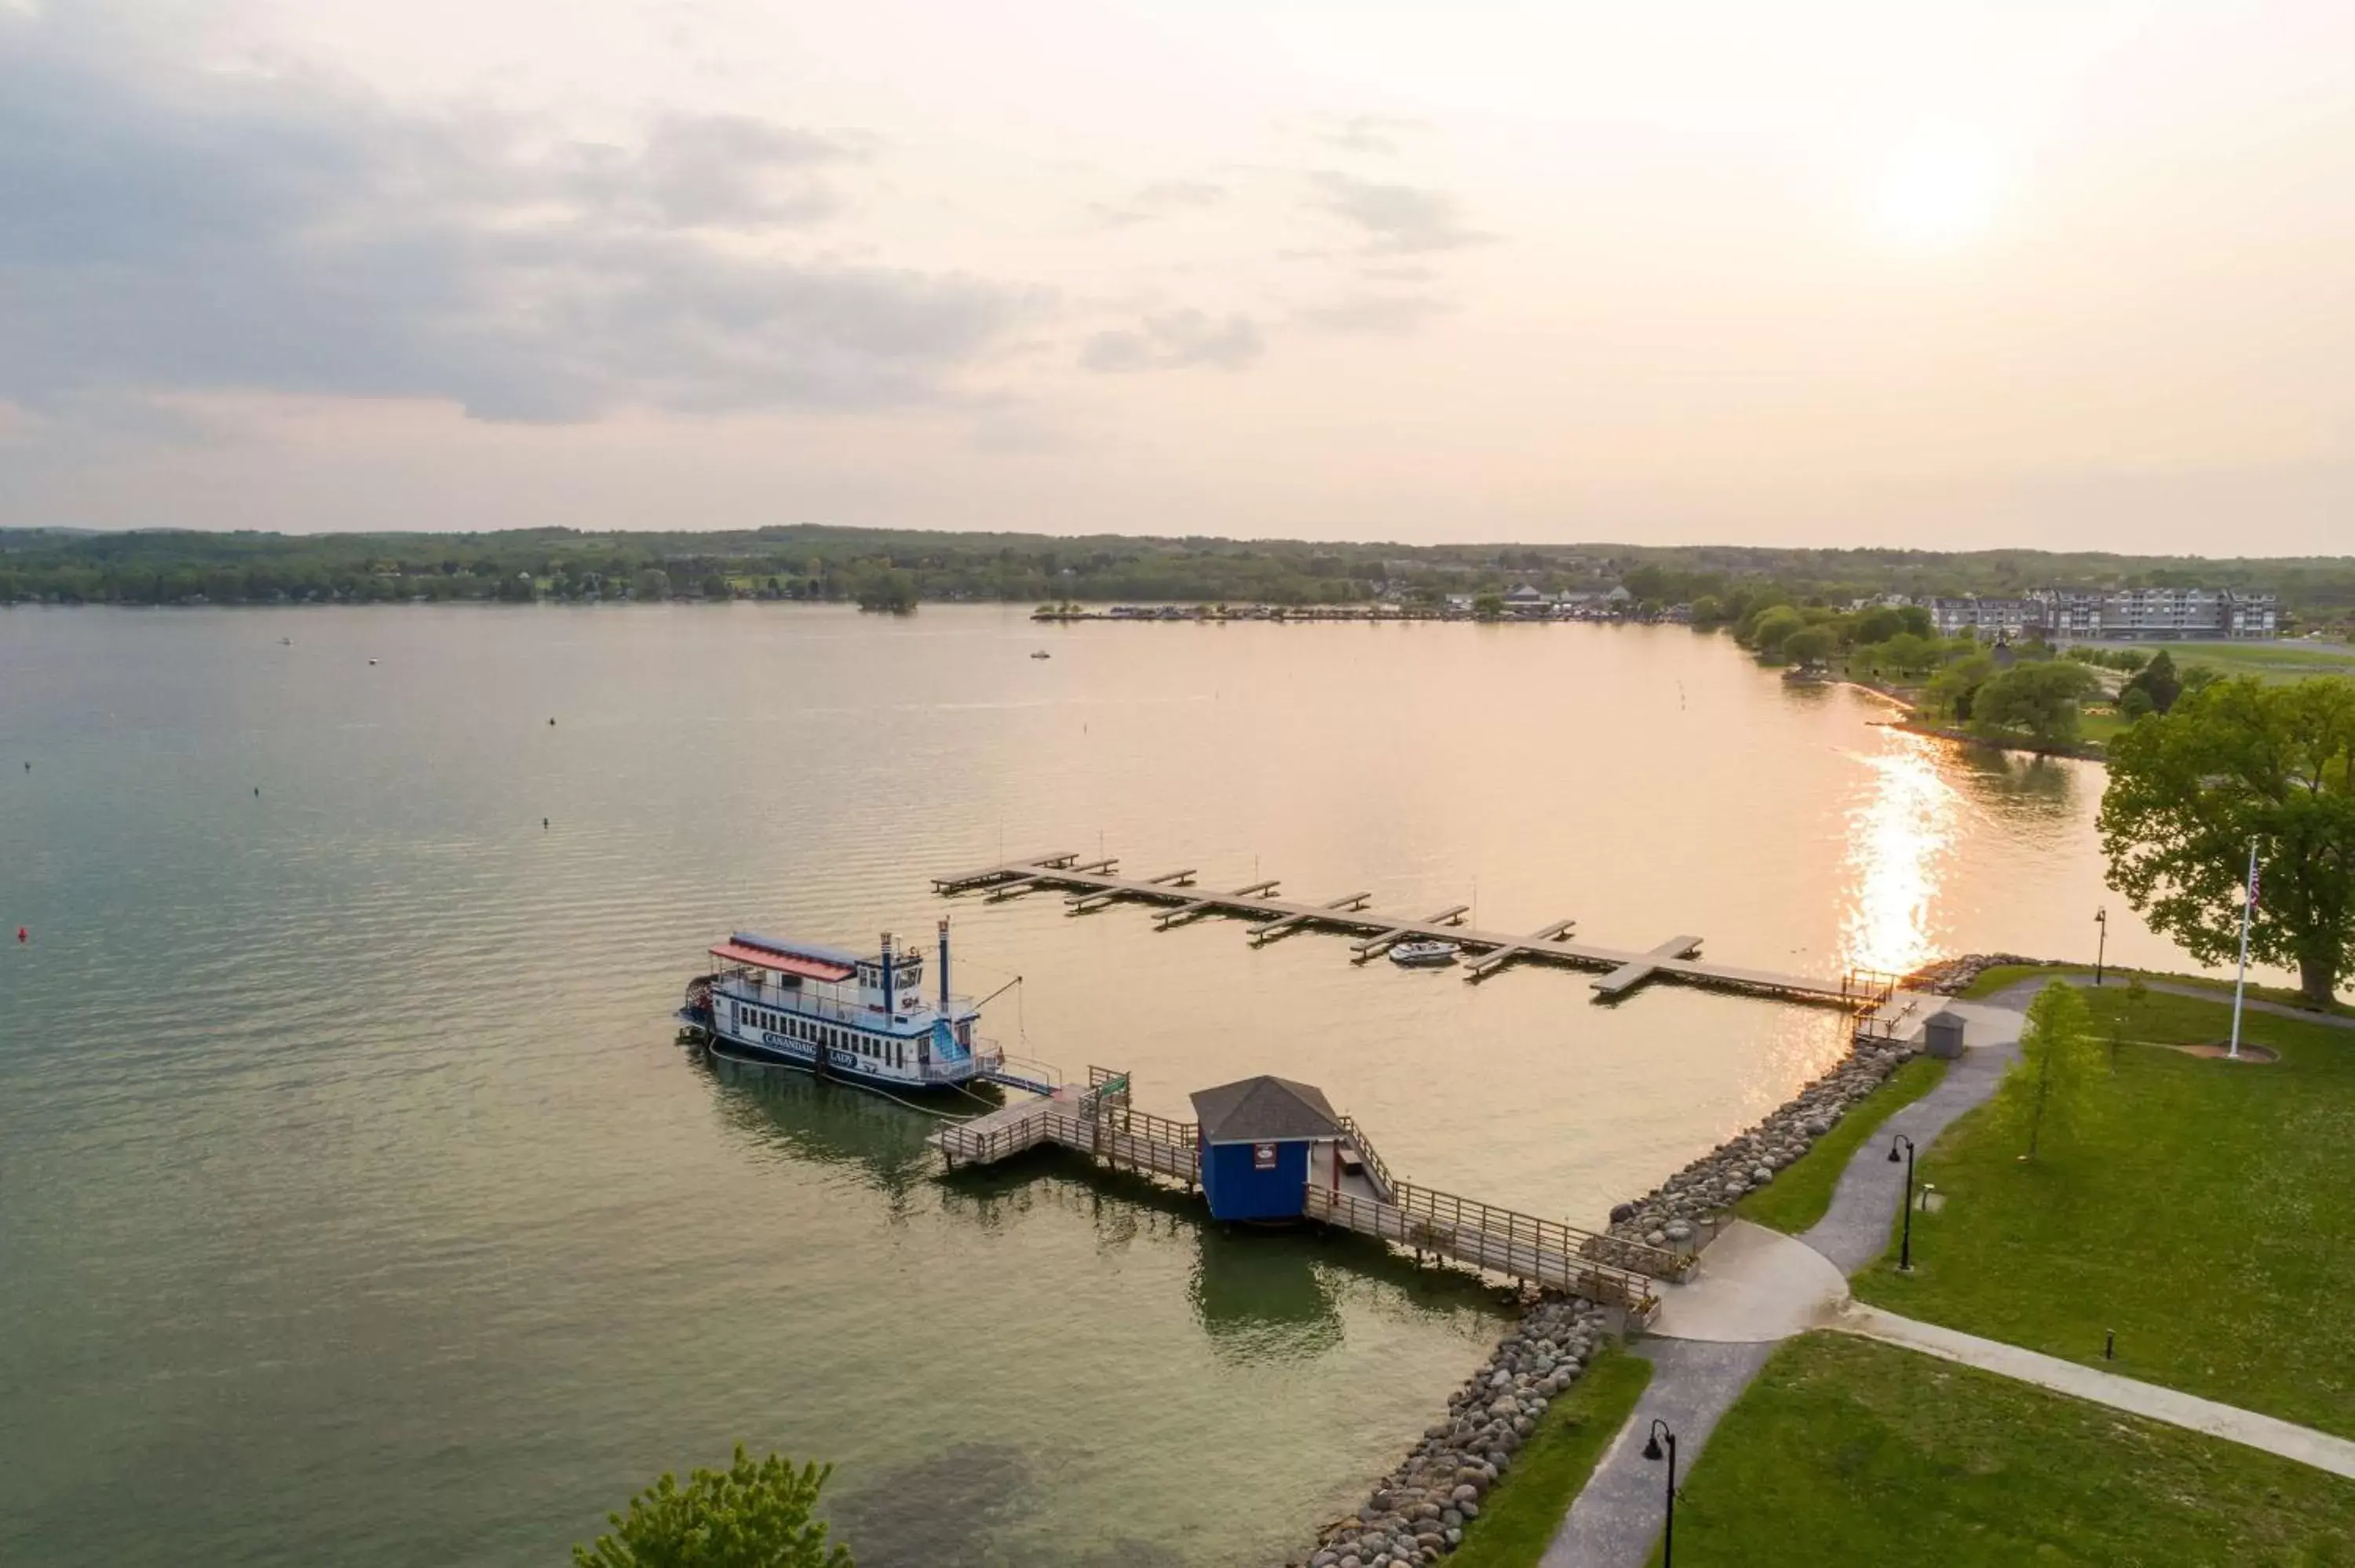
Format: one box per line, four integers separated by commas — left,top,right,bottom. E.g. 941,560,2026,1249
2248,860,2262,910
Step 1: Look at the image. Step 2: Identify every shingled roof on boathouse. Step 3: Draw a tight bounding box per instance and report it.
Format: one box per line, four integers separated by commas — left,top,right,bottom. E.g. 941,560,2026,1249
1188,1075,1344,1146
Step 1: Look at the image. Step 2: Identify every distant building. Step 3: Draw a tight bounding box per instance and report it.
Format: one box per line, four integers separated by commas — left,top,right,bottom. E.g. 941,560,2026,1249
1927,588,2276,642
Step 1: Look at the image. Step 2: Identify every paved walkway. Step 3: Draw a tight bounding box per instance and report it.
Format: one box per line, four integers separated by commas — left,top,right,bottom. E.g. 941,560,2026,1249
1803,998,2023,1271
1644,1220,1846,1343
1535,1339,1773,1568
2114,976,2355,1031
1838,1302,2355,1481
1548,1001,2025,1566
1547,984,2355,1563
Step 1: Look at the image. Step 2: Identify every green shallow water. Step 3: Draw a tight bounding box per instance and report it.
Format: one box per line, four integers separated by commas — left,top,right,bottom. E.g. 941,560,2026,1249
0,605,2211,1566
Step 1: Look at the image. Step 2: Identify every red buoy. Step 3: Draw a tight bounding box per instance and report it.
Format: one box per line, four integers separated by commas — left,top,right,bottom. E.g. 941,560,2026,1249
15,927,24,943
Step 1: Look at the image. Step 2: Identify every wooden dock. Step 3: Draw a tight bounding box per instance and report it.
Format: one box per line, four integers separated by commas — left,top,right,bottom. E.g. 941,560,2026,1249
936,851,1899,1013
929,1070,1686,1316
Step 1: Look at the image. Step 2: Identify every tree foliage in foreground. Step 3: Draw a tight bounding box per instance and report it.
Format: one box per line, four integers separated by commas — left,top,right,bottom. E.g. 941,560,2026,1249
574,1446,853,1568
2000,982,2098,1159
2100,676,2355,1006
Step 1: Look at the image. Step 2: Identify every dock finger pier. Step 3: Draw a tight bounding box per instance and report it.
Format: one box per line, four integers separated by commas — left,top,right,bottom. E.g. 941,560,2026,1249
918,848,1915,1318
936,848,1906,1011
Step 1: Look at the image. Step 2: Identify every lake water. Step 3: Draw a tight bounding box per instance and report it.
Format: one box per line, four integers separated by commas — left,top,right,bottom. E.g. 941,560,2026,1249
0,606,2214,1566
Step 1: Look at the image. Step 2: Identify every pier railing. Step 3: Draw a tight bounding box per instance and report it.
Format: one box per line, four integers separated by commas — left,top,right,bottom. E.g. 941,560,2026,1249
1842,967,1913,1041
1303,1186,1663,1316
1090,1102,1199,1151
1386,1181,1692,1282
1336,1114,1398,1202
934,1097,1199,1183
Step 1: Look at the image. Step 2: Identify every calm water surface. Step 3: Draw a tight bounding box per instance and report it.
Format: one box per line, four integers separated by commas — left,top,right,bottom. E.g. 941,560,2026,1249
0,607,2213,1566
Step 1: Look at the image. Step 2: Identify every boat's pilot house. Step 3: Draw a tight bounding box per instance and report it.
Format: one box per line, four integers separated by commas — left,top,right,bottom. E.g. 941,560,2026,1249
855,950,926,1016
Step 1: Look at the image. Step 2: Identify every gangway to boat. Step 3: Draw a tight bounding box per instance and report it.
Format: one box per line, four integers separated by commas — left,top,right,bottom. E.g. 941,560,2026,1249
971,1051,1062,1097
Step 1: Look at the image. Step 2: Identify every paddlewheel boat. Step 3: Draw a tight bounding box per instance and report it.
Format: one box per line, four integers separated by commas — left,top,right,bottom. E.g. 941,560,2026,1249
680,919,1043,1094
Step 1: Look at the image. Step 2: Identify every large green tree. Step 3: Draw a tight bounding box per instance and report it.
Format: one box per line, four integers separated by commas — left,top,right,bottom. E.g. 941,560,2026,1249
1780,624,1838,667
575,1447,852,1568
2099,676,2355,1006
1971,660,2101,747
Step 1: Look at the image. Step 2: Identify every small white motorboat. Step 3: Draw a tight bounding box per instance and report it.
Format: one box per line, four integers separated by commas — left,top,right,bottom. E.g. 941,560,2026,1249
1389,940,1460,968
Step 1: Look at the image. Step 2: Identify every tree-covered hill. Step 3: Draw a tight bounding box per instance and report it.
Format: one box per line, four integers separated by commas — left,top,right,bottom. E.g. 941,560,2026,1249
3,524,2352,625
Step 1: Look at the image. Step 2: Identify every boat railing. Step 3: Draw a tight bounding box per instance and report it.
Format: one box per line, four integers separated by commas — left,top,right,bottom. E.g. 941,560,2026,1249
714,979,977,1030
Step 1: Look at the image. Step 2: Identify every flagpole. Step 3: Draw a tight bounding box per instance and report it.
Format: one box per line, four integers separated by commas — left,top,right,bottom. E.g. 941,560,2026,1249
2229,837,2257,1060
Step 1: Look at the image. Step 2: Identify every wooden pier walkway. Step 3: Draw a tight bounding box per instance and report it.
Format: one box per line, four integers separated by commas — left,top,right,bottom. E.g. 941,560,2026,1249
937,851,1898,1012
928,1070,1688,1315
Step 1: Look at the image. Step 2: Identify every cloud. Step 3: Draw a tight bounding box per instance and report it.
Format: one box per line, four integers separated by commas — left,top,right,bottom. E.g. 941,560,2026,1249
1086,179,1225,230
1308,171,1489,255
1080,311,1263,374
0,8,1042,424
1319,114,1424,157
1291,294,1452,335
557,115,870,229
1135,179,1224,210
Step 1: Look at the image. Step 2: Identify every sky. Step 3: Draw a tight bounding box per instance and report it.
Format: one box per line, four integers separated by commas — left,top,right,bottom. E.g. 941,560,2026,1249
1,0,2350,549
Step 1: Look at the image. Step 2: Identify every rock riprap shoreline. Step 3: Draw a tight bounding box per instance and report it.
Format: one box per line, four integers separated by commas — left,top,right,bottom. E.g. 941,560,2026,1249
1296,1295,1609,1568
1599,1034,1915,1250
1902,952,2056,995
1287,972,1972,1566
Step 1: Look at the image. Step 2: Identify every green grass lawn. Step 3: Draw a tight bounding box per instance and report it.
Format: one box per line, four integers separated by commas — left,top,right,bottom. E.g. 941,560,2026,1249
2124,640,2355,684
2075,705,2131,749
1656,1333,2355,1566
1959,962,2353,1018
1850,986,2355,1435
1733,1056,1948,1234
1449,1346,1654,1568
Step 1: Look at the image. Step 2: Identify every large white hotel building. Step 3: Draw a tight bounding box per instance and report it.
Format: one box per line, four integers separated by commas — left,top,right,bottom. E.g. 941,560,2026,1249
1926,588,2278,642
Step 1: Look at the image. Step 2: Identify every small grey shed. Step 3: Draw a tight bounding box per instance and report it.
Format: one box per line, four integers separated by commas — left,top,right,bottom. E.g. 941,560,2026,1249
1923,1008,1967,1059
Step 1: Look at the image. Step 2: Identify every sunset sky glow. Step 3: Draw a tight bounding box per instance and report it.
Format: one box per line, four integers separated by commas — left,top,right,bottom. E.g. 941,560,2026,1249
2,0,2350,548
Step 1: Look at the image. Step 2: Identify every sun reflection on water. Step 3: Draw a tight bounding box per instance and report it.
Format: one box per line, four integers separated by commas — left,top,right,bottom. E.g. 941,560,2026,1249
1839,730,1961,975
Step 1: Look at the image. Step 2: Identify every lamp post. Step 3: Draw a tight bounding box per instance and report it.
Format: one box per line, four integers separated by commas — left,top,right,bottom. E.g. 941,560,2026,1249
1641,1418,1679,1566
2094,906,2107,986
1887,1134,1917,1272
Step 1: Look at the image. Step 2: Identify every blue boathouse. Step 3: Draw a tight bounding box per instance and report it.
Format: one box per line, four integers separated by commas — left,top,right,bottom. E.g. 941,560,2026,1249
1189,1075,1345,1222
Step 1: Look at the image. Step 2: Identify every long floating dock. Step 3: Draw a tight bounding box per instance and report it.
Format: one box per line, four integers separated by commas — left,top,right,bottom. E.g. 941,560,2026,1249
936,851,1900,1012
931,1072,1688,1315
